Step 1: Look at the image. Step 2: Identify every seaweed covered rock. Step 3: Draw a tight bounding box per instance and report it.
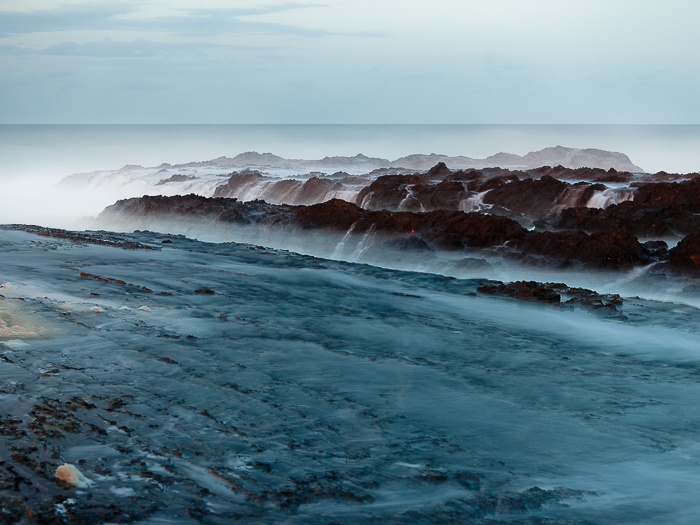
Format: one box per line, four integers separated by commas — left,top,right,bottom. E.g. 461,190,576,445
477,280,563,304
477,280,623,312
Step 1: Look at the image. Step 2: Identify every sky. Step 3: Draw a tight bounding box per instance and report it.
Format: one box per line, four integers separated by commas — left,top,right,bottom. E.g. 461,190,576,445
0,0,699,124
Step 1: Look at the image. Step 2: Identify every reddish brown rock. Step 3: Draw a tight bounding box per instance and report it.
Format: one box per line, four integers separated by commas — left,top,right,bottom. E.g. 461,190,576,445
669,233,700,272
4,225,158,250
533,165,634,183
426,161,452,179
213,171,264,197
355,175,431,210
477,280,623,312
214,172,345,205
508,229,650,270
482,176,603,220
477,281,563,304
296,199,528,249
406,180,471,212
632,177,700,210
555,177,700,237
99,195,656,269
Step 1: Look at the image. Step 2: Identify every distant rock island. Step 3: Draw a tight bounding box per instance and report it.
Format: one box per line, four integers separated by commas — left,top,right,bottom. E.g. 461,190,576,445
154,146,643,173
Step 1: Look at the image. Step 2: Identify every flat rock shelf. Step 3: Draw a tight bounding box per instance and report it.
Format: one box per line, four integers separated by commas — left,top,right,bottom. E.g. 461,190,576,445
2,227,700,524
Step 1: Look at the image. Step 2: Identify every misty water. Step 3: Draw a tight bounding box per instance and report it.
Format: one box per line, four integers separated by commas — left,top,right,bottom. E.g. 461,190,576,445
3,125,700,523
2,124,700,225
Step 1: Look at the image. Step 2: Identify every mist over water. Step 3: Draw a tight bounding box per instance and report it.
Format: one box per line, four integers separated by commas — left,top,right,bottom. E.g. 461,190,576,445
2,124,700,226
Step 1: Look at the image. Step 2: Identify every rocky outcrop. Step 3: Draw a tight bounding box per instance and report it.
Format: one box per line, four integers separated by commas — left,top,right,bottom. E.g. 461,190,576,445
354,168,623,223
508,230,651,270
213,171,264,197
530,165,633,183
477,280,623,313
669,233,700,272
392,146,643,172
213,171,347,205
482,176,604,220
3,225,159,250
632,177,700,209
156,174,198,185
555,177,700,237
294,199,529,249
356,175,432,210
100,195,662,270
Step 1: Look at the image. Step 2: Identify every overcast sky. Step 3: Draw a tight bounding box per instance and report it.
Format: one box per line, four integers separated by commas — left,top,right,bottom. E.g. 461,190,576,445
1,0,698,124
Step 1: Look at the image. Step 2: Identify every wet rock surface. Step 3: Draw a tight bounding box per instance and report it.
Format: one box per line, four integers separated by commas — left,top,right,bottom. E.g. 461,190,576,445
669,233,700,272
100,195,530,251
213,171,350,206
99,195,664,270
507,230,652,270
2,227,700,523
350,169,617,219
477,280,623,314
555,177,700,237
482,177,604,221
157,174,198,185
4,225,159,251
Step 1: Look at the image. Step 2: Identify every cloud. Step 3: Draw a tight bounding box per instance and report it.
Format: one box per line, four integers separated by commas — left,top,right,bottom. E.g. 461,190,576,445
0,3,132,37
185,3,328,18
0,45,32,56
40,38,209,58
0,2,383,39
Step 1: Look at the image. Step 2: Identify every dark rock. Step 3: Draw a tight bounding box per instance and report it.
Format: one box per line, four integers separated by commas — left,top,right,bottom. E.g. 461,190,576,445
633,177,700,210
156,174,197,185
99,196,656,270
355,175,431,210
556,203,676,237
478,280,623,312
478,281,562,304
294,177,346,205
451,258,494,272
669,233,700,272
214,171,346,206
555,177,700,237
539,165,634,183
508,229,651,270
213,171,264,197
382,235,434,252
483,176,602,221
4,225,158,251
426,161,452,179
294,200,529,249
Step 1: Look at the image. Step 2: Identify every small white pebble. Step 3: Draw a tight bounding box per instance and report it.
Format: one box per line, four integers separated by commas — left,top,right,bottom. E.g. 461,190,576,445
118,306,130,311
138,306,150,312
90,306,104,313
